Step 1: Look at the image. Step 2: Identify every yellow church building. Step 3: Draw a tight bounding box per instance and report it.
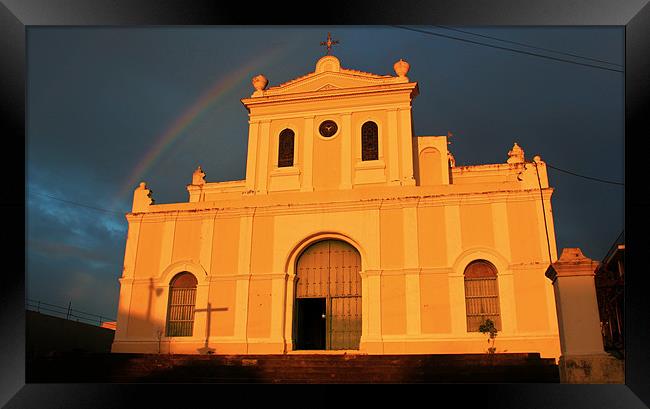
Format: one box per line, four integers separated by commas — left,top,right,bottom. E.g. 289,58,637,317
111,47,561,359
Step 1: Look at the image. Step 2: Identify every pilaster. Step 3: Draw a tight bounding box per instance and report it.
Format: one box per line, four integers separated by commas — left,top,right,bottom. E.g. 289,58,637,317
491,201,512,261
199,215,215,275
157,217,176,277
256,120,271,194
398,107,415,185
340,112,353,189
301,117,315,191
233,276,251,347
245,120,260,191
404,270,422,336
363,270,383,344
387,109,399,184
270,275,287,346
122,214,144,279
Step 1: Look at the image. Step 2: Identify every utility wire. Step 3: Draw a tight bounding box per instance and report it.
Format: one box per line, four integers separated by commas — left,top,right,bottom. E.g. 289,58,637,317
434,25,623,68
546,164,624,186
28,190,126,215
391,25,624,74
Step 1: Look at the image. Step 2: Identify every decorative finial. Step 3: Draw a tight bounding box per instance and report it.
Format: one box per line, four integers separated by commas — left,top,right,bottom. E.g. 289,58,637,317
320,32,339,55
393,59,410,78
252,74,268,92
507,142,525,164
132,181,154,212
192,165,206,186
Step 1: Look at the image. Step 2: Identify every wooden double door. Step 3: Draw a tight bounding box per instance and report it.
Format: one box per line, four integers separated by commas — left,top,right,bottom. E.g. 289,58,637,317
294,240,362,350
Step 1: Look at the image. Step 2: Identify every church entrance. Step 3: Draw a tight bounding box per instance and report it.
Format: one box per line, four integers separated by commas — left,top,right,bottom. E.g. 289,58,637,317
294,240,362,350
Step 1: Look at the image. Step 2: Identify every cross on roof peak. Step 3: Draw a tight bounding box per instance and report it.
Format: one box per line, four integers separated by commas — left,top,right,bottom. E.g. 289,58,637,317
320,32,339,55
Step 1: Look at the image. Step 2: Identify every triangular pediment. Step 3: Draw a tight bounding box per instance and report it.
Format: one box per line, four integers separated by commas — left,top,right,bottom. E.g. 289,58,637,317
242,55,417,104
264,70,398,96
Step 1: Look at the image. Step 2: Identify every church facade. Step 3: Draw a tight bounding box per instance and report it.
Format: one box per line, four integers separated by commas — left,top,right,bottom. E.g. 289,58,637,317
111,51,561,358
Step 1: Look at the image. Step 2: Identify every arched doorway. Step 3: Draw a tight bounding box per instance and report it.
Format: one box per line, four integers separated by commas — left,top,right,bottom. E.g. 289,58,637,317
294,240,362,350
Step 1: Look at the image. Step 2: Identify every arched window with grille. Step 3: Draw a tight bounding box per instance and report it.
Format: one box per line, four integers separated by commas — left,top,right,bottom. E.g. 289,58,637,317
464,260,502,332
166,272,198,337
361,121,378,161
278,128,295,167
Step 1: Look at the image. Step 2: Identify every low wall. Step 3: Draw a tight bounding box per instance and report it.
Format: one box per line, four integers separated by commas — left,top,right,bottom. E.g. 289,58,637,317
26,310,115,358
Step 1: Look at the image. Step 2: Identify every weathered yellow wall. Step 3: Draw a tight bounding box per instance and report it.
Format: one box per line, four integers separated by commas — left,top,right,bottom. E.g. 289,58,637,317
417,206,447,267
209,280,236,337
381,274,406,335
507,201,542,263
420,274,451,333
211,217,240,275
247,279,272,338
250,216,274,274
171,217,202,263
380,208,403,268
126,282,156,337
513,269,550,332
134,221,164,278
460,203,495,250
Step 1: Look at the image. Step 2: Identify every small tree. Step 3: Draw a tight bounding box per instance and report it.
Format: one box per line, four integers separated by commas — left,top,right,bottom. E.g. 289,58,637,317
478,318,498,354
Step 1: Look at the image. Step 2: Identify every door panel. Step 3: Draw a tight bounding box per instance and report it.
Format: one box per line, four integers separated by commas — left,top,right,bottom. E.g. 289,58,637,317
330,296,362,350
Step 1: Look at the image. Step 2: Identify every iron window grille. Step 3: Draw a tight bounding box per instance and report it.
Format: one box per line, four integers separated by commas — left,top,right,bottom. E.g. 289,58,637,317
464,260,502,332
361,121,379,161
278,128,295,167
166,272,197,337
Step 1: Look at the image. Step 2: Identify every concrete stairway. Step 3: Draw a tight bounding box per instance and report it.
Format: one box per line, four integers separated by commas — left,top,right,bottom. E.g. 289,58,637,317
28,352,560,383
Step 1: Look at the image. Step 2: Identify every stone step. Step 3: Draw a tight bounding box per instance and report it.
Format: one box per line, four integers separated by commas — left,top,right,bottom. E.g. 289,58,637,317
28,352,560,383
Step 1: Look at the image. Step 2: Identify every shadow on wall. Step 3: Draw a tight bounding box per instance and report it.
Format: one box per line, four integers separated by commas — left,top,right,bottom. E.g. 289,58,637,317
121,274,230,356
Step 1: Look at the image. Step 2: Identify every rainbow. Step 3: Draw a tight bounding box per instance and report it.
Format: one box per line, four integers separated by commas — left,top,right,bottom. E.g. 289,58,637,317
116,44,291,204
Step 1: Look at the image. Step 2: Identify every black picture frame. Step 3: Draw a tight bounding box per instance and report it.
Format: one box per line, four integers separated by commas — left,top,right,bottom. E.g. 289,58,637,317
4,0,649,407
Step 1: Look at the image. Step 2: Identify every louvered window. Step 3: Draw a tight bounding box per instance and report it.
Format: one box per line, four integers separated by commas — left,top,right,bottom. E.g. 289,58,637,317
361,121,378,161
166,272,197,337
464,260,502,332
278,128,295,167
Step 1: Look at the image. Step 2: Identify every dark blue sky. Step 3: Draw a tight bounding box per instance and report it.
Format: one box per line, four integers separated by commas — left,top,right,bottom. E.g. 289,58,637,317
26,26,624,320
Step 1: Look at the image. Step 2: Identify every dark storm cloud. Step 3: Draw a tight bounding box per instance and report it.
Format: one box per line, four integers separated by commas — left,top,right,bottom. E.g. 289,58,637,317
26,27,624,318
26,180,126,316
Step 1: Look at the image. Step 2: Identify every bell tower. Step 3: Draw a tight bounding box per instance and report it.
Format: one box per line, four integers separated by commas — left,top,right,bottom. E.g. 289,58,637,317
241,50,419,194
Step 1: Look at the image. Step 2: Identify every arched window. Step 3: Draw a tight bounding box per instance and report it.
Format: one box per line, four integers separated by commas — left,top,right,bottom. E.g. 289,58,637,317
278,128,295,167
166,272,198,337
361,121,378,161
464,260,501,332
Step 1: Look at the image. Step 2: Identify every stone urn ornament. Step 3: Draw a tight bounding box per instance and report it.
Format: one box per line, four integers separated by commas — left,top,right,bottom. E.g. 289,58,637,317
252,74,268,91
393,59,410,78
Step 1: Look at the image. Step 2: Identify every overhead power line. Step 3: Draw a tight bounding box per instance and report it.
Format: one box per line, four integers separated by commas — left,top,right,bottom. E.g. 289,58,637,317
434,25,623,68
546,163,624,186
391,25,624,74
28,190,126,215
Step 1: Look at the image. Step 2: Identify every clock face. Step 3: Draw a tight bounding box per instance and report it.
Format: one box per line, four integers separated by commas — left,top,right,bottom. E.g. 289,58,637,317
319,120,338,138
